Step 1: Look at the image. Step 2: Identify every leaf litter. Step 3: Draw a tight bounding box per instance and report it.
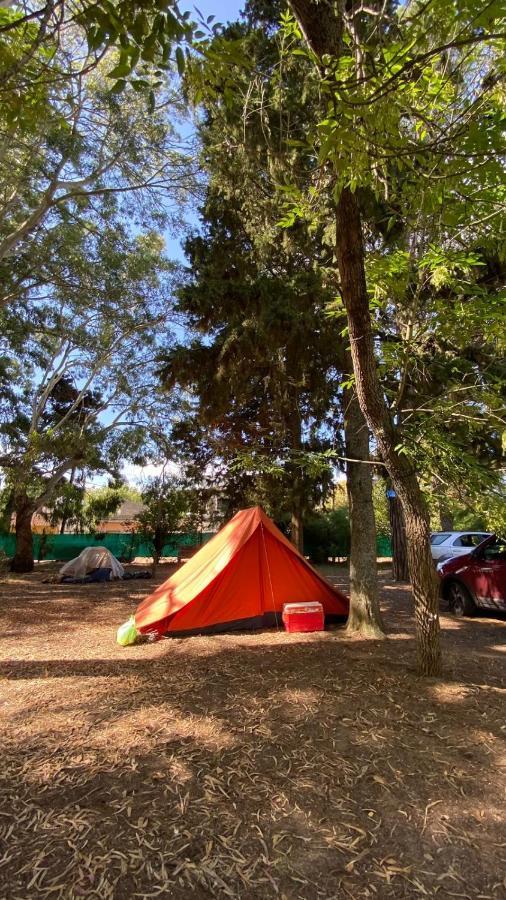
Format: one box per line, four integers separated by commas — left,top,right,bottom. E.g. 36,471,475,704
0,564,505,898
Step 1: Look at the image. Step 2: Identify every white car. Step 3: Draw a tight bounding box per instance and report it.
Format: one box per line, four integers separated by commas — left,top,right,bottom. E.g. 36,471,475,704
430,531,491,563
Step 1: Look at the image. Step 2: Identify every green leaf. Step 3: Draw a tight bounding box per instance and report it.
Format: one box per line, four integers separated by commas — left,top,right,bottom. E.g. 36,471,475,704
110,79,126,94
107,50,134,78
141,35,157,62
131,12,148,41
131,79,150,92
176,46,185,76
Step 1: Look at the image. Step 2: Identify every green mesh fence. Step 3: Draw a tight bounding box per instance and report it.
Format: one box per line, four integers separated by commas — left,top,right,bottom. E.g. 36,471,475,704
376,535,393,557
0,529,392,562
0,532,215,562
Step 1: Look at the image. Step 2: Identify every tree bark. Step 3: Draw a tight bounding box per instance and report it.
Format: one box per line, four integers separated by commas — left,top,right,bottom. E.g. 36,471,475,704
439,504,454,532
389,494,409,582
335,187,441,675
288,0,343,56
291,504,304,554
343,385,385,636
287,391,305,553
11,495,35,573
59,466,76,534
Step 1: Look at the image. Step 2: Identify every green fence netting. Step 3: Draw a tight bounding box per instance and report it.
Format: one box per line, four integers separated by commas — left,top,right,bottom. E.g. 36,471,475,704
0,530,392,562
377,534,393,557
0,532,215,562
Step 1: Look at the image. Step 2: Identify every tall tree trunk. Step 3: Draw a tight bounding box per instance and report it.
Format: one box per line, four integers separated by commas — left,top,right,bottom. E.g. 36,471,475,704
287,0,442,675
343,386,385,636
291,503,304,554
59,466,76,534
389,493,409,582
439,504,454,532
11,495,35,573
287,396,304,553
335,188,441,675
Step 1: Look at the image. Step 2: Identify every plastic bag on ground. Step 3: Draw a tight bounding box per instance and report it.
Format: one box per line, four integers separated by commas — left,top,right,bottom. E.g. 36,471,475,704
116,616,140,647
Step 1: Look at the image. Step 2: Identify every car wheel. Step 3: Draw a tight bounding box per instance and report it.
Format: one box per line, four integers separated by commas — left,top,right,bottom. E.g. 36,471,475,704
447,581,475,617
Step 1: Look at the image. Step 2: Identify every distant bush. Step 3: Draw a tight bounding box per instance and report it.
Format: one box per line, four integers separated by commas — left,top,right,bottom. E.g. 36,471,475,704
303,509,350,563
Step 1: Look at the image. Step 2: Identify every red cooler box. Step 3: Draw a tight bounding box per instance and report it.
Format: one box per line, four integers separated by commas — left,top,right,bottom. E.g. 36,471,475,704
282,601,324,633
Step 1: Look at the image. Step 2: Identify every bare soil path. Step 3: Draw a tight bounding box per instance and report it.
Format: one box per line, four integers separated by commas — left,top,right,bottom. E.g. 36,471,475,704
1,564,505,899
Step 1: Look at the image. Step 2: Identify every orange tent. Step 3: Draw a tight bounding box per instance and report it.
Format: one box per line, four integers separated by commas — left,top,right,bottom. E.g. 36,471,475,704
135,506,349,637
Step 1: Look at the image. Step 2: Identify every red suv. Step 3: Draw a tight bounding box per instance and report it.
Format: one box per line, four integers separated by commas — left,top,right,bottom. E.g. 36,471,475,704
438,534,506,616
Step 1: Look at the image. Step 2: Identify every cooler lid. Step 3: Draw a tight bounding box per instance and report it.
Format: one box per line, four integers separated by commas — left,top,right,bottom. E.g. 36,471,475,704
282,601,323,612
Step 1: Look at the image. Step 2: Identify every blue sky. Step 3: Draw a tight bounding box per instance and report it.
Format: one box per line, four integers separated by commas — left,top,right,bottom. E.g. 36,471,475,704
119,1,246,487
113,2,245,487
182,0,244,25
163,0,245,265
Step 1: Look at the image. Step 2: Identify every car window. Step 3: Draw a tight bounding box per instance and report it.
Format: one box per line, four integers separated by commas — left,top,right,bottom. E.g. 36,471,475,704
470,534,488,546
431,533,451,545
482,540,506,562
453,534,486,548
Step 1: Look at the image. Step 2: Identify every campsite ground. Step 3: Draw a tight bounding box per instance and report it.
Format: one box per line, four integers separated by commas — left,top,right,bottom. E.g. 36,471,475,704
1,564,505,899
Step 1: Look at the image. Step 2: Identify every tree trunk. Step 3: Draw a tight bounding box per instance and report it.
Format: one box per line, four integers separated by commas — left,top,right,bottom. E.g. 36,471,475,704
389,494,409,582
335,187,441,676
152,530,164,577
287,0,442,674
291,504,304,554
287,392,304,553
343,385,385,637
11,497,35,573
439,504,454,532
59,466,76,534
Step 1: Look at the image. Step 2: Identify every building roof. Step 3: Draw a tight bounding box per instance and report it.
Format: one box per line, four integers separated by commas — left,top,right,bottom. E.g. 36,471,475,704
105,500,145,523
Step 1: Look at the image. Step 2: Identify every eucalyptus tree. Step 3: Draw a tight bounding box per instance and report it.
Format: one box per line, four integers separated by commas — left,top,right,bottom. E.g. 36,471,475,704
0,2,197,573
0,47,192,281
0,225,177,571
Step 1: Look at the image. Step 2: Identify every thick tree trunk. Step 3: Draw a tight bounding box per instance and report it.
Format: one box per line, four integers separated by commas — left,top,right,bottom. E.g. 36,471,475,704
389,494,409,581
343,386,385,637
335,188,441,675
287,0,442,674
11,498,35,573
288,0,343,55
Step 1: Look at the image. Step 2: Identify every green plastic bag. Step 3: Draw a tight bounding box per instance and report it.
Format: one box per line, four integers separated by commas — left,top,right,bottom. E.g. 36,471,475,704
116,616,139,647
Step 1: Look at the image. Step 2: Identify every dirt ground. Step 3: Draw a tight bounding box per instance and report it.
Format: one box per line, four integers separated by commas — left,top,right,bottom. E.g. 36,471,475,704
0,564,505,900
